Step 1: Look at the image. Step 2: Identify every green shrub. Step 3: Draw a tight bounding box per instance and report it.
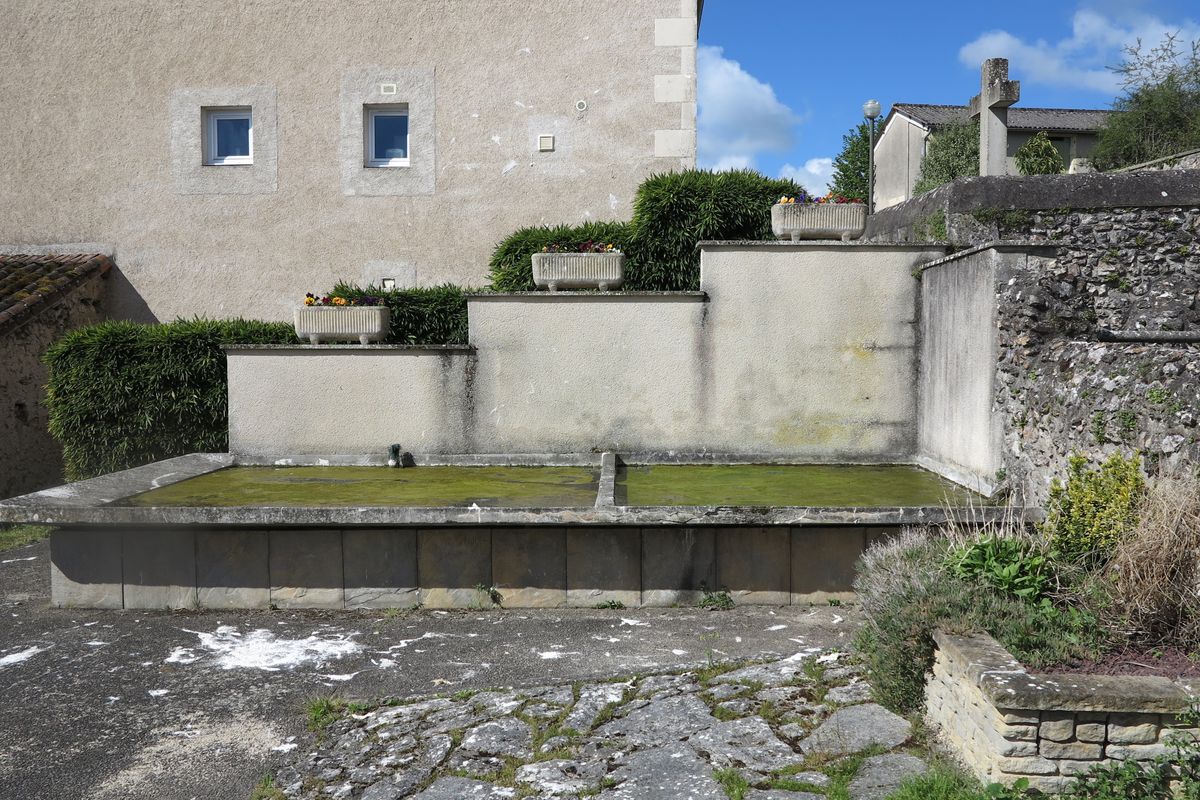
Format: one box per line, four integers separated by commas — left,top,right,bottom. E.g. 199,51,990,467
1092,74,1200,171
630,169,804,291
882,763,992,800
914,120,979,194
856,530,1102,714
1015,131,1066,175
487,221,634,292
946,536,1055,603
1044,452,1145,565
44,318,297,480
330,283,470,344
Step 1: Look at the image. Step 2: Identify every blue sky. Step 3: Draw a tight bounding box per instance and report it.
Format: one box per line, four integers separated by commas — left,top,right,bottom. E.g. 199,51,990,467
696,0,1200,192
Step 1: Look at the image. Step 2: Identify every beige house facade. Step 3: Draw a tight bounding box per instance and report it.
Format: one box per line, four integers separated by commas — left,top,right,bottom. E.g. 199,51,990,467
0,1,700,322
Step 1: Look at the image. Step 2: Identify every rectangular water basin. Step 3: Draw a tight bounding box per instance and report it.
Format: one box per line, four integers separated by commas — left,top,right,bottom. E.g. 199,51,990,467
120,465,601,509
616,463,982,507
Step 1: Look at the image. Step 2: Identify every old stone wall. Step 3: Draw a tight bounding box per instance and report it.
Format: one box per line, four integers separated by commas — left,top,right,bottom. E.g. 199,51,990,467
0,275,107,500
874,174,1200,499
928,631,1199,794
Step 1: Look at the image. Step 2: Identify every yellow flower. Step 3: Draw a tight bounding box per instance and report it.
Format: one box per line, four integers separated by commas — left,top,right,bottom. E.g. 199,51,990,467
304,296,315,306
332,296,347,306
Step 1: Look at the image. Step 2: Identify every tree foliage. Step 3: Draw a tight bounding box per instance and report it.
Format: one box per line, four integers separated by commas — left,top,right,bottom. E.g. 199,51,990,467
913,119,979,194
1015,131,1066,175
1094,32,1200,170
829,121,873,202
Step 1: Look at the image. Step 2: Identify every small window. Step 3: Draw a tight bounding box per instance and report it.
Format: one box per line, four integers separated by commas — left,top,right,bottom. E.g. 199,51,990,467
204,107,252,165
366,106,410,167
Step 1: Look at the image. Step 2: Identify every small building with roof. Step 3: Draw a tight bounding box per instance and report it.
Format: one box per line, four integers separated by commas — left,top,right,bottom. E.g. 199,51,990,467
874,103,1113,209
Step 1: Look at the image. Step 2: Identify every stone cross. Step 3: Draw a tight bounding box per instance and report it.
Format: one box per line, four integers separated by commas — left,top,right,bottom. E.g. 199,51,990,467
968,58,1020,177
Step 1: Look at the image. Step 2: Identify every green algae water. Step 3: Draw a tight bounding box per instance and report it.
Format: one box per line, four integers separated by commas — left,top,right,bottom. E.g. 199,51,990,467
616,464,981,507
122,466,600,508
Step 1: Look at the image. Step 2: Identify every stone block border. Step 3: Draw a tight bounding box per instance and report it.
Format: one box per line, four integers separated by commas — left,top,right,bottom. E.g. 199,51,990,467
927,630,1200,794
48,523,892,610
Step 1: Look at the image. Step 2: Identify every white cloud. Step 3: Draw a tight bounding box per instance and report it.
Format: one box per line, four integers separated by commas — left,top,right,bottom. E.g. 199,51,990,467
959,8,1200,95
779,158,834,195
697,45,800,170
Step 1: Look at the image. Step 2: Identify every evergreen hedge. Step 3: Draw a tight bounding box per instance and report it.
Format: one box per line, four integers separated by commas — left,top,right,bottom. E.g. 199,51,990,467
487,221,634,292
630,169,803,291
487,169,803,292
330,282,470,344
44,318,297,480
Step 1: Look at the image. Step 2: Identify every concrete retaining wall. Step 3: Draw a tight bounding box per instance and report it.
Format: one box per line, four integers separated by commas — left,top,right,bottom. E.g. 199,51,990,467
51,524,894,610
228,243,944,460
917,247,1004,494
927,631,1200,794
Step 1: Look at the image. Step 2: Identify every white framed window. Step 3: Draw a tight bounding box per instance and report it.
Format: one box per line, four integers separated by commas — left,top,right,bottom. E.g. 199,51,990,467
366,105,410,167
203,107,253,165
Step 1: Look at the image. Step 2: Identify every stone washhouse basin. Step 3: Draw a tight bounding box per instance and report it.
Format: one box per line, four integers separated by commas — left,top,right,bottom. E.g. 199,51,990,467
531,252,625,291
0,453,1017,611
771,203,867,242
293,306,390,345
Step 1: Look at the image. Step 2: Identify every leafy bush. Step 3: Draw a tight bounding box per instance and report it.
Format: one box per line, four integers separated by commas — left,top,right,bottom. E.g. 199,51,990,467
487,221,634,292
1044,452,1145,565
44,318,297,480
630,169,804,291
331,283,469,344
1015,131,1066,175
914,120,979,194
947,536,1055,604
829,121,874,202
883,763,1007,800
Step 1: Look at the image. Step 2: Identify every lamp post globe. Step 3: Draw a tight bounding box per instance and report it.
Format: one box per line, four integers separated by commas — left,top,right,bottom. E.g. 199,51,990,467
862,99,881,120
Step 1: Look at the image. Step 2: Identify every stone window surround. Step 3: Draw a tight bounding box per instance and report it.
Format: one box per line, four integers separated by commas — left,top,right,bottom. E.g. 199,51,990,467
169,85,278,195
340,67,435,197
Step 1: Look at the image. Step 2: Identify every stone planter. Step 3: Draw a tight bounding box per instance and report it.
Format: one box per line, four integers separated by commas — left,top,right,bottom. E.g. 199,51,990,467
772,203,867,242
927,630,1200,794
531,252,625,292
293,306,390,345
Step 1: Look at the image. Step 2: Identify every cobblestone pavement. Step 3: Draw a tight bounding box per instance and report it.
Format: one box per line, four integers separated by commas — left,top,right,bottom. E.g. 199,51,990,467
0,539,860,800
273,652,928,800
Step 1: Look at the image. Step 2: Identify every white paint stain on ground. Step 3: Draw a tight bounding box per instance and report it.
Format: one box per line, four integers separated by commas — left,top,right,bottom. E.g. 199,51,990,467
0,645,47,668
0,556,37,564
766,624,788,631
148,689,169,697
619,618,649,627
502,160,518,175
538,651,581,660
165,626,363,672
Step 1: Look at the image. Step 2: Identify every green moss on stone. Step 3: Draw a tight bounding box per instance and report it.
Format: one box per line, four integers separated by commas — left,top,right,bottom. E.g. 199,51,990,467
616,464,982,507
122,465,600,508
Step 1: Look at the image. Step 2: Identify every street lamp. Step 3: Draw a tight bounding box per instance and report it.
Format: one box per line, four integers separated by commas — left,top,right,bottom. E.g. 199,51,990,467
862,99,882,214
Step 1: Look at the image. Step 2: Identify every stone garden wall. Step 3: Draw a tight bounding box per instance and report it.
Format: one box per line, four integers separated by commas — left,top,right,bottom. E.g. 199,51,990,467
927,630,1199,794
880,173,1200,500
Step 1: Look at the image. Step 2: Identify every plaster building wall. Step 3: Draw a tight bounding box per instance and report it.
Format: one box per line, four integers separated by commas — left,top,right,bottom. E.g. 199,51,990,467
0,0,698,324
0,277,107,500
874,118,927,210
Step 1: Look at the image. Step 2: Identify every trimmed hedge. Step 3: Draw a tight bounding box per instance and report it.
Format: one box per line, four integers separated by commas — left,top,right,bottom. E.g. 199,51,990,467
488,169,804,292
331,282,470,344
630,169,804,291
487,221,634,292
44,318,297,480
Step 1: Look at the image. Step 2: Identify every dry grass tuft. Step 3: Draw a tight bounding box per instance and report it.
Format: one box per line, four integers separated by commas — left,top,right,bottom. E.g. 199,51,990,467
1102,469,1200,647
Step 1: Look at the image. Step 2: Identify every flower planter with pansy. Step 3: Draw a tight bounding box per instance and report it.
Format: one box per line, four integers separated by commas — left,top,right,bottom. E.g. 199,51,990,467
532,242,625,292
772,192,867,242
294,293,390,345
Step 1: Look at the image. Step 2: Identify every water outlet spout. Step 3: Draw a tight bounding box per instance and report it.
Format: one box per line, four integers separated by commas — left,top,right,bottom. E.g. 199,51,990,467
388,443,405,468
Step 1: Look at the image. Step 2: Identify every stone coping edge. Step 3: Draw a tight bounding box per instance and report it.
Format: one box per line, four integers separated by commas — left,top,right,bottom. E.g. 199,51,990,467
933,630,1200,713
0,503,1018,528
913,241,1059,273
697,240,948,250
222,344,475,352
464,291,707,302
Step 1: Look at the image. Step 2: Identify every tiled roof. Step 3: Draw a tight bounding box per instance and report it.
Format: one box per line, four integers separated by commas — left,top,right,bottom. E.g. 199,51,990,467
0,254,112,335
890,103,1114,132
